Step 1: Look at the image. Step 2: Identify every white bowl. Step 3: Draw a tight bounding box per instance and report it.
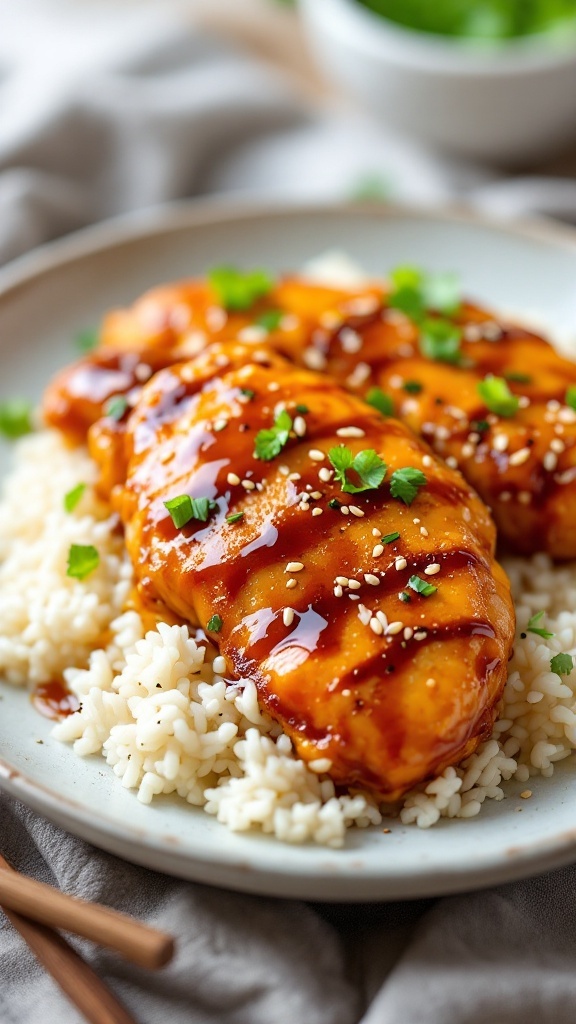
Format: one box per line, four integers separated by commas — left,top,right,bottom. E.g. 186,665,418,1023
298,0,576,165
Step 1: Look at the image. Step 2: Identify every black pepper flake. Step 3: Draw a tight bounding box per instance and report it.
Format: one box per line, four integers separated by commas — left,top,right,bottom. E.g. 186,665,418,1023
239,423,250,432
520,631,527,639
385,665,395,674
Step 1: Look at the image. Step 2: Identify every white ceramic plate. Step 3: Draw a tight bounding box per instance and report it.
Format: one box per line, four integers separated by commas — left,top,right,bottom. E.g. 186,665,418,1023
2,201,576,901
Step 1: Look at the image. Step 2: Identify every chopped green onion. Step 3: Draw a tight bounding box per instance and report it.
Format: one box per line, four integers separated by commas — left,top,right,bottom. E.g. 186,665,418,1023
403,381,423,394
526,611,555,640
382,531,401,544
240,388,255,401
64,483,86,514
254,409,292,461
408,574,437,597
365,387,394,417
390,467,427,506
207,614,223,633
226,512,245,524
349,172,391,203
209,266,273,312
0,399,34,440
66,544,99,580
550,652,574,676
164,495,217,528
75,328,98,353
477,376,519,418
399,591,411,603
295,403,309,415
328,446,387,494
565,386,576,412
256,309,283,332
104,394,129,421
328,498,341,510
471,419,490,434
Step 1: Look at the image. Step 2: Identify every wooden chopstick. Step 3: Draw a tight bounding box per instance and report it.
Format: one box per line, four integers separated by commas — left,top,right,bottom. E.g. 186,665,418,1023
1,902,139,1024
0,853,175,969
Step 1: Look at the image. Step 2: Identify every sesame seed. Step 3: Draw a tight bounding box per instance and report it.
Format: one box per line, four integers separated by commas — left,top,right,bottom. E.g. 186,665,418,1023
283,607,295,627
342,688,351,697
424,563,441,575
376,610,388,629
348,594,360,601
369,617,384,636
312,507,323,517
425,678,436,688
414,630,427,641
288,472,301,481
349,505,365,517
420,526,429,537
358,604,371,625
348,579,361,590
340,505,350,515
403,627,413,640
135,363,152,382
346,295,380,316
309,449,325,462
340,327,362,353
346,363,371,388
445,456,458,469
242,479,256,491
268,381,280,391
461,443,474,458
364,574,380,586
334,585,343,597
518,396,530,409
436,425,450,441
213,418,228,432
543,451,558,472
372,544,384,557
256,483,264,493
493,433,509,453
298,502,310,511
386,621,403,635
239,325,267,344
310,491,323,500
335,576,349,586
372,528,382,537
318,467,332,482
395,557,407,571
422,455,432,467
547,399,561,412
550,438,565,453
227,472,240,486
213,655,227,675
413,518,420,524
509,447,531,466
555,467,576,485
336,426,365,438
286,561,304,572
464,323,483,342
319,310,342,330
468,432,481,444
286,578,297,589
303,348,327,371
499,491,512,503
293,416,307,437
279,465,290,476
520,790,532,799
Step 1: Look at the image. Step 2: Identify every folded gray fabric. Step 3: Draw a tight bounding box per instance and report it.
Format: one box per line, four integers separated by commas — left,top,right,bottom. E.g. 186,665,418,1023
2,4,576,1024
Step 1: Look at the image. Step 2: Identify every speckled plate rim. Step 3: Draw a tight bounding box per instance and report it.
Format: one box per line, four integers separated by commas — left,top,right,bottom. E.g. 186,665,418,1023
2,198,576,901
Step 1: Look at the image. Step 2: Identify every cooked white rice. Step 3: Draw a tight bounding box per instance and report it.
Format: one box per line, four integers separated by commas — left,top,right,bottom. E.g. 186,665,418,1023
1,430,576,846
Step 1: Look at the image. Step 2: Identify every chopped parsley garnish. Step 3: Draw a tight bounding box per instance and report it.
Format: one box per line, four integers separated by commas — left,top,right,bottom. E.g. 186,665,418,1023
256,309,283,332
565,386,576,412
526,611,554,640
476,376,519,418
550,652,574,677
208,266,273,312
240,388,255,401
207,614,223,633
0,399,34,439
471,419,490,434
419,318,462,364
365,387,394,417
64,483,86,514
104,394,129,421
226,511,244,524
75,328,98,353
66,544,99,580
390,467,427,506
328,446,387,494
505,372,532,384
295,403,309,415
403,380,423,394
164,495,217,528
399,591,411,603
254,408,292,461
408,574,437,597
382,531,401,544
388,266,462,363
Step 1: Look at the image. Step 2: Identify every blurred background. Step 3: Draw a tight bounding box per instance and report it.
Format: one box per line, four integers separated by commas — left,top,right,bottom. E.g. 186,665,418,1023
2,0,576,266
